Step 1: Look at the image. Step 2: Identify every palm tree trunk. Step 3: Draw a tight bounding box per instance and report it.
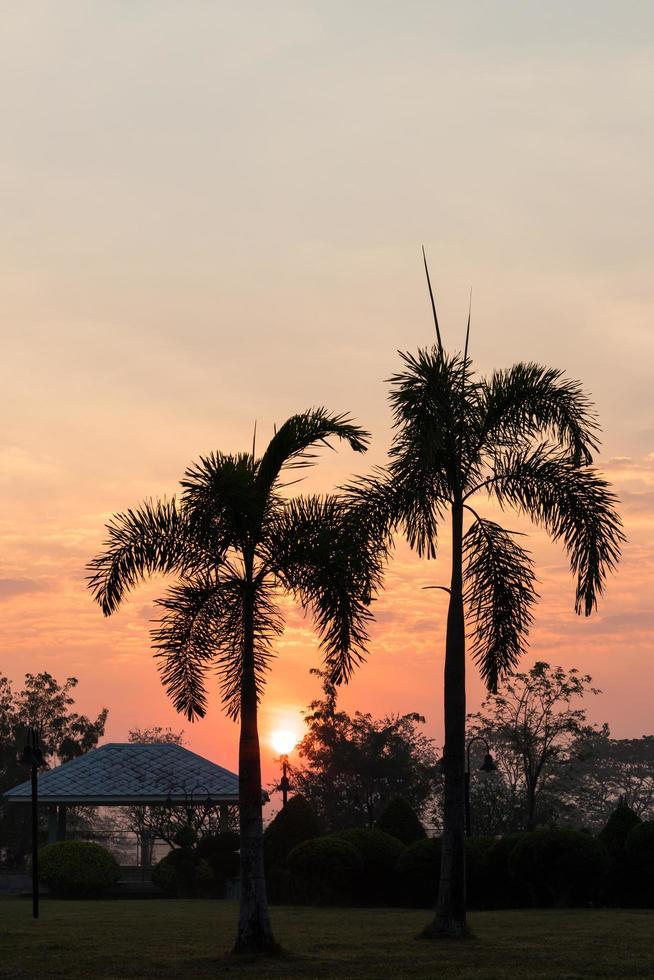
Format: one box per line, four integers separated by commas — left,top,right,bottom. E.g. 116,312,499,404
427,499,468,938
233,579,277,955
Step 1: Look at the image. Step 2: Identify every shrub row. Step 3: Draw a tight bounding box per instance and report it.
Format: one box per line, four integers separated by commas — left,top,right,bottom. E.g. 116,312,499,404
268,815,654,909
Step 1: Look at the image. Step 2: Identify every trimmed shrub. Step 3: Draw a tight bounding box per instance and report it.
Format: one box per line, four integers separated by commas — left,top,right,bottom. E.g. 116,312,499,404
173,824,197,849
376,797,426,845
264,795,321,872
600,803,642,855
509,828,609,907
599,803,642,906
625,821,654,906
465,836,497,909
396,836,441,907
151,853,177,895
334,828,406,904
38,841,120,898
486,832,530,908
287,836,362,904
196,832,240,884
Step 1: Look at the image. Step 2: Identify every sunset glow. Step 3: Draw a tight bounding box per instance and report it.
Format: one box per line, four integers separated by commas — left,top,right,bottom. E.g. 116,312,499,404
1,4,652,801
269,730,299,758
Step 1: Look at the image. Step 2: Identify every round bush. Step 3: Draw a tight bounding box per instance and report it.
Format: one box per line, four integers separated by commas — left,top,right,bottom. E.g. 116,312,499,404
38,841,120,898
625,821,654,906
396,836,441,907
151,853,177,895
196,833,240,879
173,825,197,849
264,795,321,871
287,836,362,904
334,828,406,904
376,797,426,845
509,828,609,907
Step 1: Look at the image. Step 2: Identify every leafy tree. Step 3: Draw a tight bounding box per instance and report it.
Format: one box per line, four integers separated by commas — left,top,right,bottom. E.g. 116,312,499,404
289,670,440,830
467,662,601,831
356,274,624,935
87,409,384,954
0,673,107,865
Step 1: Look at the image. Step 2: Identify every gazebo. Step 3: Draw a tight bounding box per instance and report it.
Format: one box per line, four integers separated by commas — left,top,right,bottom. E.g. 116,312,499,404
3,742,240,849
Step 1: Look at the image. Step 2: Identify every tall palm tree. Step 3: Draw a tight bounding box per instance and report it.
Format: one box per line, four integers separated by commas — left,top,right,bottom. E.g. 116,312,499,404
87,409,385,954
357,273,624,938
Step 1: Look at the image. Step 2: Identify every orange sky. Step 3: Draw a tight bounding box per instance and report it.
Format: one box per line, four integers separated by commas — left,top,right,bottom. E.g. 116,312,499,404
1,4,653,791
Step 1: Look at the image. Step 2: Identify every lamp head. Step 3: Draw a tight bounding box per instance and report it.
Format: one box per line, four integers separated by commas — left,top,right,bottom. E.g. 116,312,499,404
479,753,497,773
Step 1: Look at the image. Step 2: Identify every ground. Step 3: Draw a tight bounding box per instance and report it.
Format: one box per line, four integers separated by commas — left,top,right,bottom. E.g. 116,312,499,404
0,900,652,979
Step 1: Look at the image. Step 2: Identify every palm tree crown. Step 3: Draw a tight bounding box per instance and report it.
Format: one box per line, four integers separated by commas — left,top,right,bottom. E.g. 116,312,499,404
384,347,624,690
88,408,382,720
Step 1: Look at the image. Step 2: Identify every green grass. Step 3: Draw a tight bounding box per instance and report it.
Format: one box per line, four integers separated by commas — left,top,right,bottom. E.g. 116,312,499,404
0,899,652,979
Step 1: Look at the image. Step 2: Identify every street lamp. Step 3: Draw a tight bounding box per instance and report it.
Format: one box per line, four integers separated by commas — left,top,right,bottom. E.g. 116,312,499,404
465,735,496,838
271,731,296,808
19,727,44,919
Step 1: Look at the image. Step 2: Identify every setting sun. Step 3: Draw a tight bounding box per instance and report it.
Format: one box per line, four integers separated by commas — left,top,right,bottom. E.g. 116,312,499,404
270,729,298,757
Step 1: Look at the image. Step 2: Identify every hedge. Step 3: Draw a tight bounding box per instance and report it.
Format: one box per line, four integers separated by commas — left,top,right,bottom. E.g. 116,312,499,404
287,836,362,904
509,828,609,907
333,828,406,904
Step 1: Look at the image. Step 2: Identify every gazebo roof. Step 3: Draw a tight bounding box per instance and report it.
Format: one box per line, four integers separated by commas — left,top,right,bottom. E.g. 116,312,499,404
3,742,240,806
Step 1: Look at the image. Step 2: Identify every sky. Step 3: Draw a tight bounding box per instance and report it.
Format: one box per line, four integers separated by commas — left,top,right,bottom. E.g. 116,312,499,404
1,2,653,792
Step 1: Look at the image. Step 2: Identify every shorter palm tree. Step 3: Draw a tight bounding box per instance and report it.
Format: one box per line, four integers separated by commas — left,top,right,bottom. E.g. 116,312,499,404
87,409,386,953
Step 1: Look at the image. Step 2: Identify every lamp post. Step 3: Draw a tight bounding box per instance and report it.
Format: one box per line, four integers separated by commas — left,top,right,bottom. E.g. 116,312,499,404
279,756,290,808
271,730,297,808
19,727,44,919
465,735,496,838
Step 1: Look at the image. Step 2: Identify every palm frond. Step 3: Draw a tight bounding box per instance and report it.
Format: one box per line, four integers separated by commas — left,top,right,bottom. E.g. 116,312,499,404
463,517,538,692
151,576,226,720
267,495,386,685
152,575,281,722
180,452,257,552
477,363,600,465
212,578,282,721
87,498,189,616
491,444,625,615
255,408,370,499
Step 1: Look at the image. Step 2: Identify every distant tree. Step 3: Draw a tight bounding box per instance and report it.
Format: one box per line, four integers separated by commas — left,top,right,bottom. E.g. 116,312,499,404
0,672,107,790
290,670,440,830
467,662,600,831
0,672,107,865
88,410,384,954
127,726,185,745
557,729,654,829
350,284,623,934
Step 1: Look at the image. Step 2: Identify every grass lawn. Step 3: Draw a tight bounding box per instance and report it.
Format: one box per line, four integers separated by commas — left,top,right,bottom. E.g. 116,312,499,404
0,899,652,980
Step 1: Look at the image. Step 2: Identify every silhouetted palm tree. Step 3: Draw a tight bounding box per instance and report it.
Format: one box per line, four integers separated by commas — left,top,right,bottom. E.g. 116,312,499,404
88,409,384,953
356,271,624,938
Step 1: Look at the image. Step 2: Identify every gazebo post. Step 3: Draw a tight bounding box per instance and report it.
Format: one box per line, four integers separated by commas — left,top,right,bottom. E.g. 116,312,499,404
56,805,67,842
47,805,58,844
